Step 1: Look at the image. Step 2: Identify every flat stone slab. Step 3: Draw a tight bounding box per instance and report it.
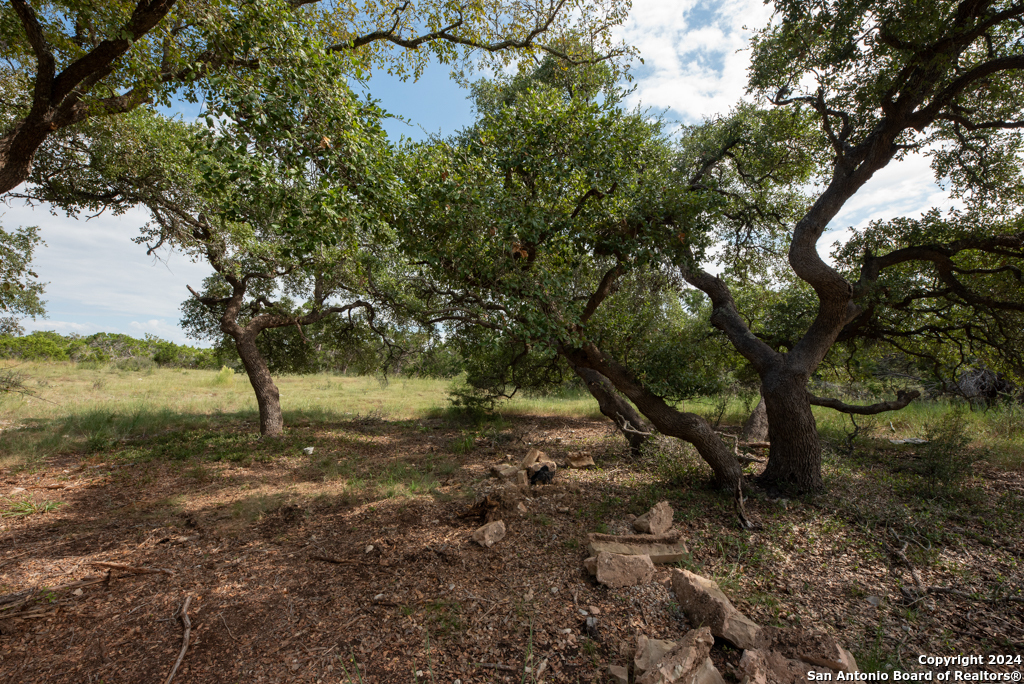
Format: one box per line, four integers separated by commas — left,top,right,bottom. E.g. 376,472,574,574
588,532,688,564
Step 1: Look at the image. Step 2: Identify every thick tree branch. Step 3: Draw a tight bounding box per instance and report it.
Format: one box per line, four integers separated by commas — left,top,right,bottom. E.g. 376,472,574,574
809,389,920,415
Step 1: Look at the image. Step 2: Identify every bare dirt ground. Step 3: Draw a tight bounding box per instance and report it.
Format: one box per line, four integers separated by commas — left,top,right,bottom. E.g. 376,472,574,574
1,414,1022,683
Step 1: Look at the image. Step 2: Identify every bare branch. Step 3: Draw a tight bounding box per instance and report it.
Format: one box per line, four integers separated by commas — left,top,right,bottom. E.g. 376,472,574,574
809,389,920,415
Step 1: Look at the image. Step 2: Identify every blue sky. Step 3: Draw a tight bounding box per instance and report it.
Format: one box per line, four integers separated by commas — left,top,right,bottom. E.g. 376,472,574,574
5,0,956,345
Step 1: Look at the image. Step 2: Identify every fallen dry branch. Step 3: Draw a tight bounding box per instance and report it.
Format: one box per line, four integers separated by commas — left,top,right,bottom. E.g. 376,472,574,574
89,561,174,576
218,612,239,642
164,595,192,684
0,575,108,615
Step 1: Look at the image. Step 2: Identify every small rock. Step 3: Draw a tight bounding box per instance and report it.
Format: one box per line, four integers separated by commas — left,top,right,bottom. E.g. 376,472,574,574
517,502,529,515
516,470,529,487
373,593,385,601
594,551,655,588
633,501,674,535
608,665,629,684
472,520,507,548
550,586,559,595
302,446,315,455
670,569,761,650
583,556,598,576
522,448,545,468
558,506,570,513
588,605,601,615
738,648,834,684
635,635,678,674
524,589,534,601
755,626,859,673
490,464,519,479
365,544,374,554
586,616,599,638
636,627,723,684
866,595,882,607
569,453,595,468
72,588,83,596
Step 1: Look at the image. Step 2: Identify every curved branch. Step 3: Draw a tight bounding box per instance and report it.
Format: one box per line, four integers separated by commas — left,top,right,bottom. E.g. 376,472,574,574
809,389,920,415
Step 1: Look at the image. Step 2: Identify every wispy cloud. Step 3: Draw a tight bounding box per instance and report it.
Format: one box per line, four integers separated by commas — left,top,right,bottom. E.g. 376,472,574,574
620,0,772,122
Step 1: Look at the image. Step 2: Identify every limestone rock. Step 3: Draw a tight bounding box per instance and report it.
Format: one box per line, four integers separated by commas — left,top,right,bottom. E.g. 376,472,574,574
670,569,761,649
633,501,674,535
588,532,689,564
637,627,724,684
521,448,545,468
594,551,655,588
569,453,596,468
738,649,833,684
490,464,519,479
583,556,598,576
516,470,529,487
527,460,558,477
607,665,629,684
755,627,859,673
471,520,506,548
634,635,677,674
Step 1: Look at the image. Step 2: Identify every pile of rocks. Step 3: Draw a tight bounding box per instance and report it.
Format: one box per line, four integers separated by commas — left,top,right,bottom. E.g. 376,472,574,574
607,569,859,684
582,501,689,588
490,447,596,487
576,502,858,683
490,447,563,487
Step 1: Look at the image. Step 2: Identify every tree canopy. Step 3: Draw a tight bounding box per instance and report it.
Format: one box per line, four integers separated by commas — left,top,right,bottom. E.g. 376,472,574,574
0,0,632,194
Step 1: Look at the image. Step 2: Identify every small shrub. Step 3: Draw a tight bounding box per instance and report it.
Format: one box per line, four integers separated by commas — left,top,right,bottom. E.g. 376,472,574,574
916,406,979,494
212,366,235,386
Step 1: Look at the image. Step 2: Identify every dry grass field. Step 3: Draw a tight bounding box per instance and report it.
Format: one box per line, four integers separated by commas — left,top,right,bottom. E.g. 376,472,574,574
1,362,1022,683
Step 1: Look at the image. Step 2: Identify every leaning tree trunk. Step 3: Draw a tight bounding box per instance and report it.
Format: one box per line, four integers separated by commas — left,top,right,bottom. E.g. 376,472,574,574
233,332,284,438
567,359,651,456
740,394,768,443
758,370,822,492
565,345,743,490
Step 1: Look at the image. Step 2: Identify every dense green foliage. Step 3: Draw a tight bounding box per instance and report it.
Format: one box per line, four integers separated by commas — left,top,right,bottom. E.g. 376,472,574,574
0,331,221,368
0,225,45,336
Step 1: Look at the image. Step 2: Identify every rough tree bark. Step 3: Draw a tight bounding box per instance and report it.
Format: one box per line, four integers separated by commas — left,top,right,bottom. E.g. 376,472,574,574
232,328,285,437
566,358,651,456
739,394,768,443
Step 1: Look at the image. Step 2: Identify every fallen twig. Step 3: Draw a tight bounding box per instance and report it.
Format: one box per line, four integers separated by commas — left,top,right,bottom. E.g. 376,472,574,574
90,561,174,576
164,596,192,684
218,612,239,641
0,574,108,615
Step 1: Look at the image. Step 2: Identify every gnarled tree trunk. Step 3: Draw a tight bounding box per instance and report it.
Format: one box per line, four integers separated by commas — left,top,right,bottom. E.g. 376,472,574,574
232,331,284,438
567,358,650,456
759,371,822,491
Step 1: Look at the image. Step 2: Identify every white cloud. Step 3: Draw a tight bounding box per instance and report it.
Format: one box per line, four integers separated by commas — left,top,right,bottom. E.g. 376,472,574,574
1,199,213,342
21,320,93,333
620,0,772,121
